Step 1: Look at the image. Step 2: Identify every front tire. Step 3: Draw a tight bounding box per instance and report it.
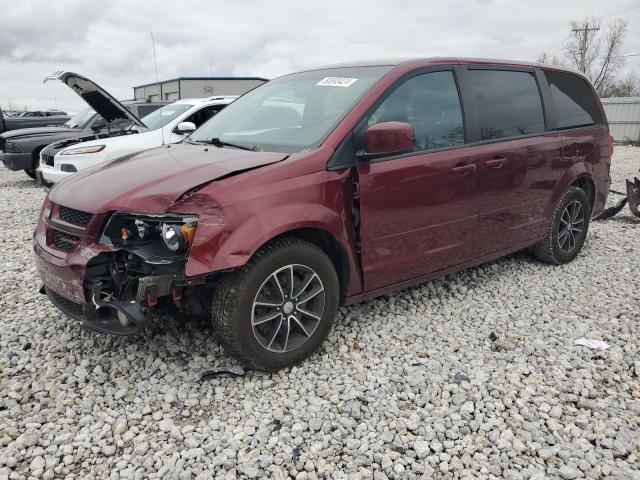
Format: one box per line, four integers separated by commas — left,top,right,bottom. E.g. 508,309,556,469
211,238,339,371
531,186,591,264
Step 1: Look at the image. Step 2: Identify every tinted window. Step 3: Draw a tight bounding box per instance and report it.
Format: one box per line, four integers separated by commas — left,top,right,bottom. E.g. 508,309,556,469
186,105,223,128
544,71,602,129
368,71,464,151
468,70,545,140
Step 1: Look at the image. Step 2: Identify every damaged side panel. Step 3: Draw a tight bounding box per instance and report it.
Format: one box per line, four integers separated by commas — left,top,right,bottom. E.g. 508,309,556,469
169,149,363,297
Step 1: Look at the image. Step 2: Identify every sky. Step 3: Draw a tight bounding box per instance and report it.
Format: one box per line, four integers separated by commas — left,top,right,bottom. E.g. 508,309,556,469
1,0,639,113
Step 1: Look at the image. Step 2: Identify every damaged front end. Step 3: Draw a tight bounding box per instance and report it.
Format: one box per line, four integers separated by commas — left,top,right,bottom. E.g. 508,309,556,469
38,206,214,335
595,173,640,220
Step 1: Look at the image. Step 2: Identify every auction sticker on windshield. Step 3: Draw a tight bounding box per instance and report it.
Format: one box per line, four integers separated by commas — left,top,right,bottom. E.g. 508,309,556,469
316,77,358,87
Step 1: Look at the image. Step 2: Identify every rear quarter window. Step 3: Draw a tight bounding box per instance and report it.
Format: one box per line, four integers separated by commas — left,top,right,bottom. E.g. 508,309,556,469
544,71,603,129
467,69,545,141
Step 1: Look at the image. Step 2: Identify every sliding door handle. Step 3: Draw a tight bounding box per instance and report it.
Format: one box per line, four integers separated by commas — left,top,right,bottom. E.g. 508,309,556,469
486,157,507,168
451,163,476,175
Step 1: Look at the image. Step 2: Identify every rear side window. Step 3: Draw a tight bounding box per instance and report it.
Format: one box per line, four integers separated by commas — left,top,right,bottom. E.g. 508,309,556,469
544,71,603,129
368,71,465,151
467,69,545,140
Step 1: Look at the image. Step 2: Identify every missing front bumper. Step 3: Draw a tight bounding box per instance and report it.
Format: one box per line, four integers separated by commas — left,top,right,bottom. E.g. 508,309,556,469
45,287,149,335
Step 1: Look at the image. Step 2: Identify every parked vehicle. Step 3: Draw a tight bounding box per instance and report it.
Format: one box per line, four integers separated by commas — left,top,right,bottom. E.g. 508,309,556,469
34,58,611,370
38,91,235,184
16,110,68,117
0,107,69,134
1,101,167,179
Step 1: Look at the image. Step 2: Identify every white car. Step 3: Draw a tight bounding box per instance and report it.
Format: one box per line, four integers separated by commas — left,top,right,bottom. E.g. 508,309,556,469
36,72,236,184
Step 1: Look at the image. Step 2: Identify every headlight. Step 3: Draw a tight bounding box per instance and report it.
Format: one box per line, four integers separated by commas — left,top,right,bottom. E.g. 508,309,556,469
162,224,184,252
61,145,106,155
4,142,23,153
101,213,198,253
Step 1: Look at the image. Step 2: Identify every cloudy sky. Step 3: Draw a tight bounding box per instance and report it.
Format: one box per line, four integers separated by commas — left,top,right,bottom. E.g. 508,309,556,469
1,0,639,113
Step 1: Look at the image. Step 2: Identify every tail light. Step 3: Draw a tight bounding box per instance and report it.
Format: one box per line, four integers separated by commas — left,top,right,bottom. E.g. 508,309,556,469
608,135,614,158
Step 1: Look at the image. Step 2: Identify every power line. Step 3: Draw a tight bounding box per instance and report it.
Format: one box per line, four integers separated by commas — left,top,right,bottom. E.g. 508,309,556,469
572,24,600,72
541,1,640,54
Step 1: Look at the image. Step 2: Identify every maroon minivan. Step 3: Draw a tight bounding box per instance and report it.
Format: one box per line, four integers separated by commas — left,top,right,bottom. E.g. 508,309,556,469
34,58,612,370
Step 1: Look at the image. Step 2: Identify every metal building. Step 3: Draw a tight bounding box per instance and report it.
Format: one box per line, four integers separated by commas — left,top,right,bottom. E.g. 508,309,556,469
601,96,640,143
133,77,268,102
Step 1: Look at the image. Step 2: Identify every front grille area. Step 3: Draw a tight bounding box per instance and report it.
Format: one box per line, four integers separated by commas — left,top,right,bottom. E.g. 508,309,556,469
53,230,80,252
59,206,93,226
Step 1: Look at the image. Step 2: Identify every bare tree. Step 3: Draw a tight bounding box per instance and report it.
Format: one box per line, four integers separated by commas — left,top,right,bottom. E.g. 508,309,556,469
602,70,640,97
536,52,562,65
565,18,628,95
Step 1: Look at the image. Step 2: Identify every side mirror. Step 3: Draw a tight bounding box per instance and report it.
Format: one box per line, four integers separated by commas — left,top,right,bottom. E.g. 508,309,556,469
360,121,415,159
176,121,196,134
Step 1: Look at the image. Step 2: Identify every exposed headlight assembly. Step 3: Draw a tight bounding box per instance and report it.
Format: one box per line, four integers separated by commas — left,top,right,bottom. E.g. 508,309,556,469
61,145,106,155
101,213,198,253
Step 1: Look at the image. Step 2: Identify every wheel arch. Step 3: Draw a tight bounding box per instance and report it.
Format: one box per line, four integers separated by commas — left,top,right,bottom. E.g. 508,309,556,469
570,176,596,212
30,144,47,169
270,227,350,304
186,206,362,300
546,163,596,218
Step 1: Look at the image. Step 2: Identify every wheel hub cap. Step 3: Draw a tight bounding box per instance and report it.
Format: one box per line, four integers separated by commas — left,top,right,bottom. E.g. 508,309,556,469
251,264,326,353
558,200,585,253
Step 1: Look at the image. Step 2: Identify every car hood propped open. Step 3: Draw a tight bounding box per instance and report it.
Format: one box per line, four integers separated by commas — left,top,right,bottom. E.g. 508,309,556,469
48,144,288,214
44,71,147,129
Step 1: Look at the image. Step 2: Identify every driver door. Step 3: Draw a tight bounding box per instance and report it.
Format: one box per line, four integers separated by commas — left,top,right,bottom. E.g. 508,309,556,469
357,69,479,291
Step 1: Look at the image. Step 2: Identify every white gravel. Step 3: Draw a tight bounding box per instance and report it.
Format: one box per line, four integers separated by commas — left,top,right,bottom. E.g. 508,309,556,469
1,147,640,480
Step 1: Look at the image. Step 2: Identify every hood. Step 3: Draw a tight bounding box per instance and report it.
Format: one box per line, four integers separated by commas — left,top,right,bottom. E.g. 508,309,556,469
49,143,288,213
1,126,78,141
47,129,137,155
57,128,158,154
44,70,147,129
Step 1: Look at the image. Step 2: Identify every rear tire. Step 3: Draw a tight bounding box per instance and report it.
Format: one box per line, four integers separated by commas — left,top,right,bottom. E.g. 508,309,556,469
531,186,591,264
211,238,339,371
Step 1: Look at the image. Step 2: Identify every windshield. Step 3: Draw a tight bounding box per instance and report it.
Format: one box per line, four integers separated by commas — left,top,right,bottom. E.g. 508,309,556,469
190,66,393,152
64,108,96,129
140,104,193,130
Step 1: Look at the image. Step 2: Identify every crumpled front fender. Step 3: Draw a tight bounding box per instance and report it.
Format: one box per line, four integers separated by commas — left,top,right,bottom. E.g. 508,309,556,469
184,202,351,277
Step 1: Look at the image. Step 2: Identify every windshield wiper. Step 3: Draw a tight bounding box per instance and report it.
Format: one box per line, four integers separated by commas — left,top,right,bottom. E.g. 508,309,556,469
208,137,258,151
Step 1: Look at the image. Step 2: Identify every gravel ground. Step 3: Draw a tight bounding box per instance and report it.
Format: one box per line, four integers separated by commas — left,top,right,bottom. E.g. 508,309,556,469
1,147,639,480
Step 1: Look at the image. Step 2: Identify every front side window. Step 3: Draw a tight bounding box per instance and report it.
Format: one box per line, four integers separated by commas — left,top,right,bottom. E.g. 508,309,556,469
468,69,545,140
544,71,603,129
367,71,465,151
190,66,393,153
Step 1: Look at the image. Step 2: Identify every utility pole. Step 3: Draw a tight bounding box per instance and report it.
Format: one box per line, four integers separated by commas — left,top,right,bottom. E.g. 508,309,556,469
572,23,600,72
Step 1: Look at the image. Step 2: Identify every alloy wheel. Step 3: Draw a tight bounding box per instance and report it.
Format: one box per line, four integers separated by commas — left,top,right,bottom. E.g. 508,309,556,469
251,264,325,353
558,200,584,252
